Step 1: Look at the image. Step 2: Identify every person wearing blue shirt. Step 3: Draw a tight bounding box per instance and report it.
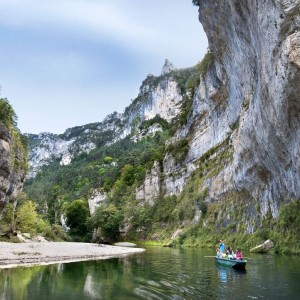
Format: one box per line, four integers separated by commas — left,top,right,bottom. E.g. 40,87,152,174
219,240,225,253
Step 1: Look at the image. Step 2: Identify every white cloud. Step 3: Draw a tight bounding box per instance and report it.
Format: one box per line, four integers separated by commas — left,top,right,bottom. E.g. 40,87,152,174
0,0,208,133
0,0,206,63
0,0,156,46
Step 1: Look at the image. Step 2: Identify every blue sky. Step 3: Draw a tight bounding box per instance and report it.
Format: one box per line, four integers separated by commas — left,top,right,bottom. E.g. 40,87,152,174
0,0,207,134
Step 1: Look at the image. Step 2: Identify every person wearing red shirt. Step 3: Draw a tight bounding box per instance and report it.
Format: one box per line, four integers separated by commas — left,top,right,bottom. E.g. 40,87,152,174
236,248,243,260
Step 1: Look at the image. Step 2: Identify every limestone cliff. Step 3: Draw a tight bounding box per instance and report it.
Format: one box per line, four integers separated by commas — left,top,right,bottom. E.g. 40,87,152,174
0,121,27,212
191,0,300,215
134,0,300,234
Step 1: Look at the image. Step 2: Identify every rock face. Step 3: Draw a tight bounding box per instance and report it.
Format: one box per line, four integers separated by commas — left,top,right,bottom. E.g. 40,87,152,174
27,133,75,178
161,59,175,75
88,190,107,215
136,161,161,205
0,122,27,212
133,0,300,232
193,0,300,217
154,0,300,216
26,113,120,177
250,239,275,253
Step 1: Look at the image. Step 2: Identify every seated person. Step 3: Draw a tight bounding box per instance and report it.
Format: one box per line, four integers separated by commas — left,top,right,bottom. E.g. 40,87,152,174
236,248,243,260
227,247,235,259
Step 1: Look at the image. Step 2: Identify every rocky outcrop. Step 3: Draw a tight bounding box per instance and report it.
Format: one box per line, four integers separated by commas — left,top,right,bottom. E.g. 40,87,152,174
27,133,75,178
136,161,161,205
0,122,27,212
250,239,275,253
120,65,183,139
161,59,175,75
26,114,119,177
88,189,107,215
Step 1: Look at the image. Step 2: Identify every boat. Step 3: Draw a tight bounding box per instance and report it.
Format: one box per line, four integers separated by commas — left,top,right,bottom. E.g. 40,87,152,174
215,256,247,270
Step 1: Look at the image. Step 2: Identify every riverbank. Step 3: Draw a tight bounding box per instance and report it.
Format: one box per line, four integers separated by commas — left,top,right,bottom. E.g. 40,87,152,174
0,242,145,268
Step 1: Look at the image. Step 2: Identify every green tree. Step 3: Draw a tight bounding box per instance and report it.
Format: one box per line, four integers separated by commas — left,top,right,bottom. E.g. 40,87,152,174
66,199,91,240
16,201,47,235
121,164,135,186
103,156,113,164
0,203,16,233
92,204,123,241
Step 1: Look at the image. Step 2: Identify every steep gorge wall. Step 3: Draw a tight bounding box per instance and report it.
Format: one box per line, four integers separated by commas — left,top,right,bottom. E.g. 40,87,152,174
159,0,300,220
197,0,300,214
0,122,27,212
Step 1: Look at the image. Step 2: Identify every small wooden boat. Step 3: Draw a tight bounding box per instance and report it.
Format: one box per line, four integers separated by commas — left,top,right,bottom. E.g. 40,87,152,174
215,256,247,270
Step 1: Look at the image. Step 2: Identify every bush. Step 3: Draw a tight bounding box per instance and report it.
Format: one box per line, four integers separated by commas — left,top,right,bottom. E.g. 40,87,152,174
197,52,214,76
44,224,70,241
167,138,189,163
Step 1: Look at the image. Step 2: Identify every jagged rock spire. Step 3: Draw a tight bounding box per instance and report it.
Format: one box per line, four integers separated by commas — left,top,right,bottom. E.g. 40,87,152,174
161,59,175,75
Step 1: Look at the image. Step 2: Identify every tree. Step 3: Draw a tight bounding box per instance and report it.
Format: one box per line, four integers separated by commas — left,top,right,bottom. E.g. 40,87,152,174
92,204,123,241
66,199,91,240
103,156,113,164
121,164,135,186
16,200,47,235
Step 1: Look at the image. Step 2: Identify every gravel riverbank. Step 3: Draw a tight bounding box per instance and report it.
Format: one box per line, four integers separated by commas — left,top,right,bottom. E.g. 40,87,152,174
0,242,145,268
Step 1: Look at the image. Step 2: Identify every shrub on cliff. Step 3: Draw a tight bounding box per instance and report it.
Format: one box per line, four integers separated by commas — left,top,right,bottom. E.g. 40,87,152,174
0,98,17,128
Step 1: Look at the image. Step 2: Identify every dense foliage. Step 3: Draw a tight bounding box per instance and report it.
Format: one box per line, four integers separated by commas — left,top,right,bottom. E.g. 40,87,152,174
65,199,91,241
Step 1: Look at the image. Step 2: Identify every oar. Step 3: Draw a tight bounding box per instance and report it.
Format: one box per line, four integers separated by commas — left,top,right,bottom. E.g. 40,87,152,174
204,256,216,258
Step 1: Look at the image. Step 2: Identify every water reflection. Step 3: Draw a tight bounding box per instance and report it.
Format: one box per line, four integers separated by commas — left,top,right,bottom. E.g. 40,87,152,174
0,248,299,299
216,265,247,284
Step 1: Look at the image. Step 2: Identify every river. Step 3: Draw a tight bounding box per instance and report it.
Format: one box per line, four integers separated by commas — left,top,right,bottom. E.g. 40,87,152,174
0,247,299,299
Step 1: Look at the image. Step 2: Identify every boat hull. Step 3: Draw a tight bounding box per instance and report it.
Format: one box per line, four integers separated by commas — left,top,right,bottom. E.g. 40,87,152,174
215,257,247,270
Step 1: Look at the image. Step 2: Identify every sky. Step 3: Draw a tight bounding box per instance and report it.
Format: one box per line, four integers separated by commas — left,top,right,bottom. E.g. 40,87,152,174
0,0,208,134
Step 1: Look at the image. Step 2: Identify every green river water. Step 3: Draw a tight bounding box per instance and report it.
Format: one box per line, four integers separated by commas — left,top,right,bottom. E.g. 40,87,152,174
0,247,299,299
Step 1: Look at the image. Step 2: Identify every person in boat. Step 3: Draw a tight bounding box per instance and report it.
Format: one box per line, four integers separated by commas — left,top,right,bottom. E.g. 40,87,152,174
227,247,235,259
236,248,243,260
219,240,225,253
216,248,221,257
